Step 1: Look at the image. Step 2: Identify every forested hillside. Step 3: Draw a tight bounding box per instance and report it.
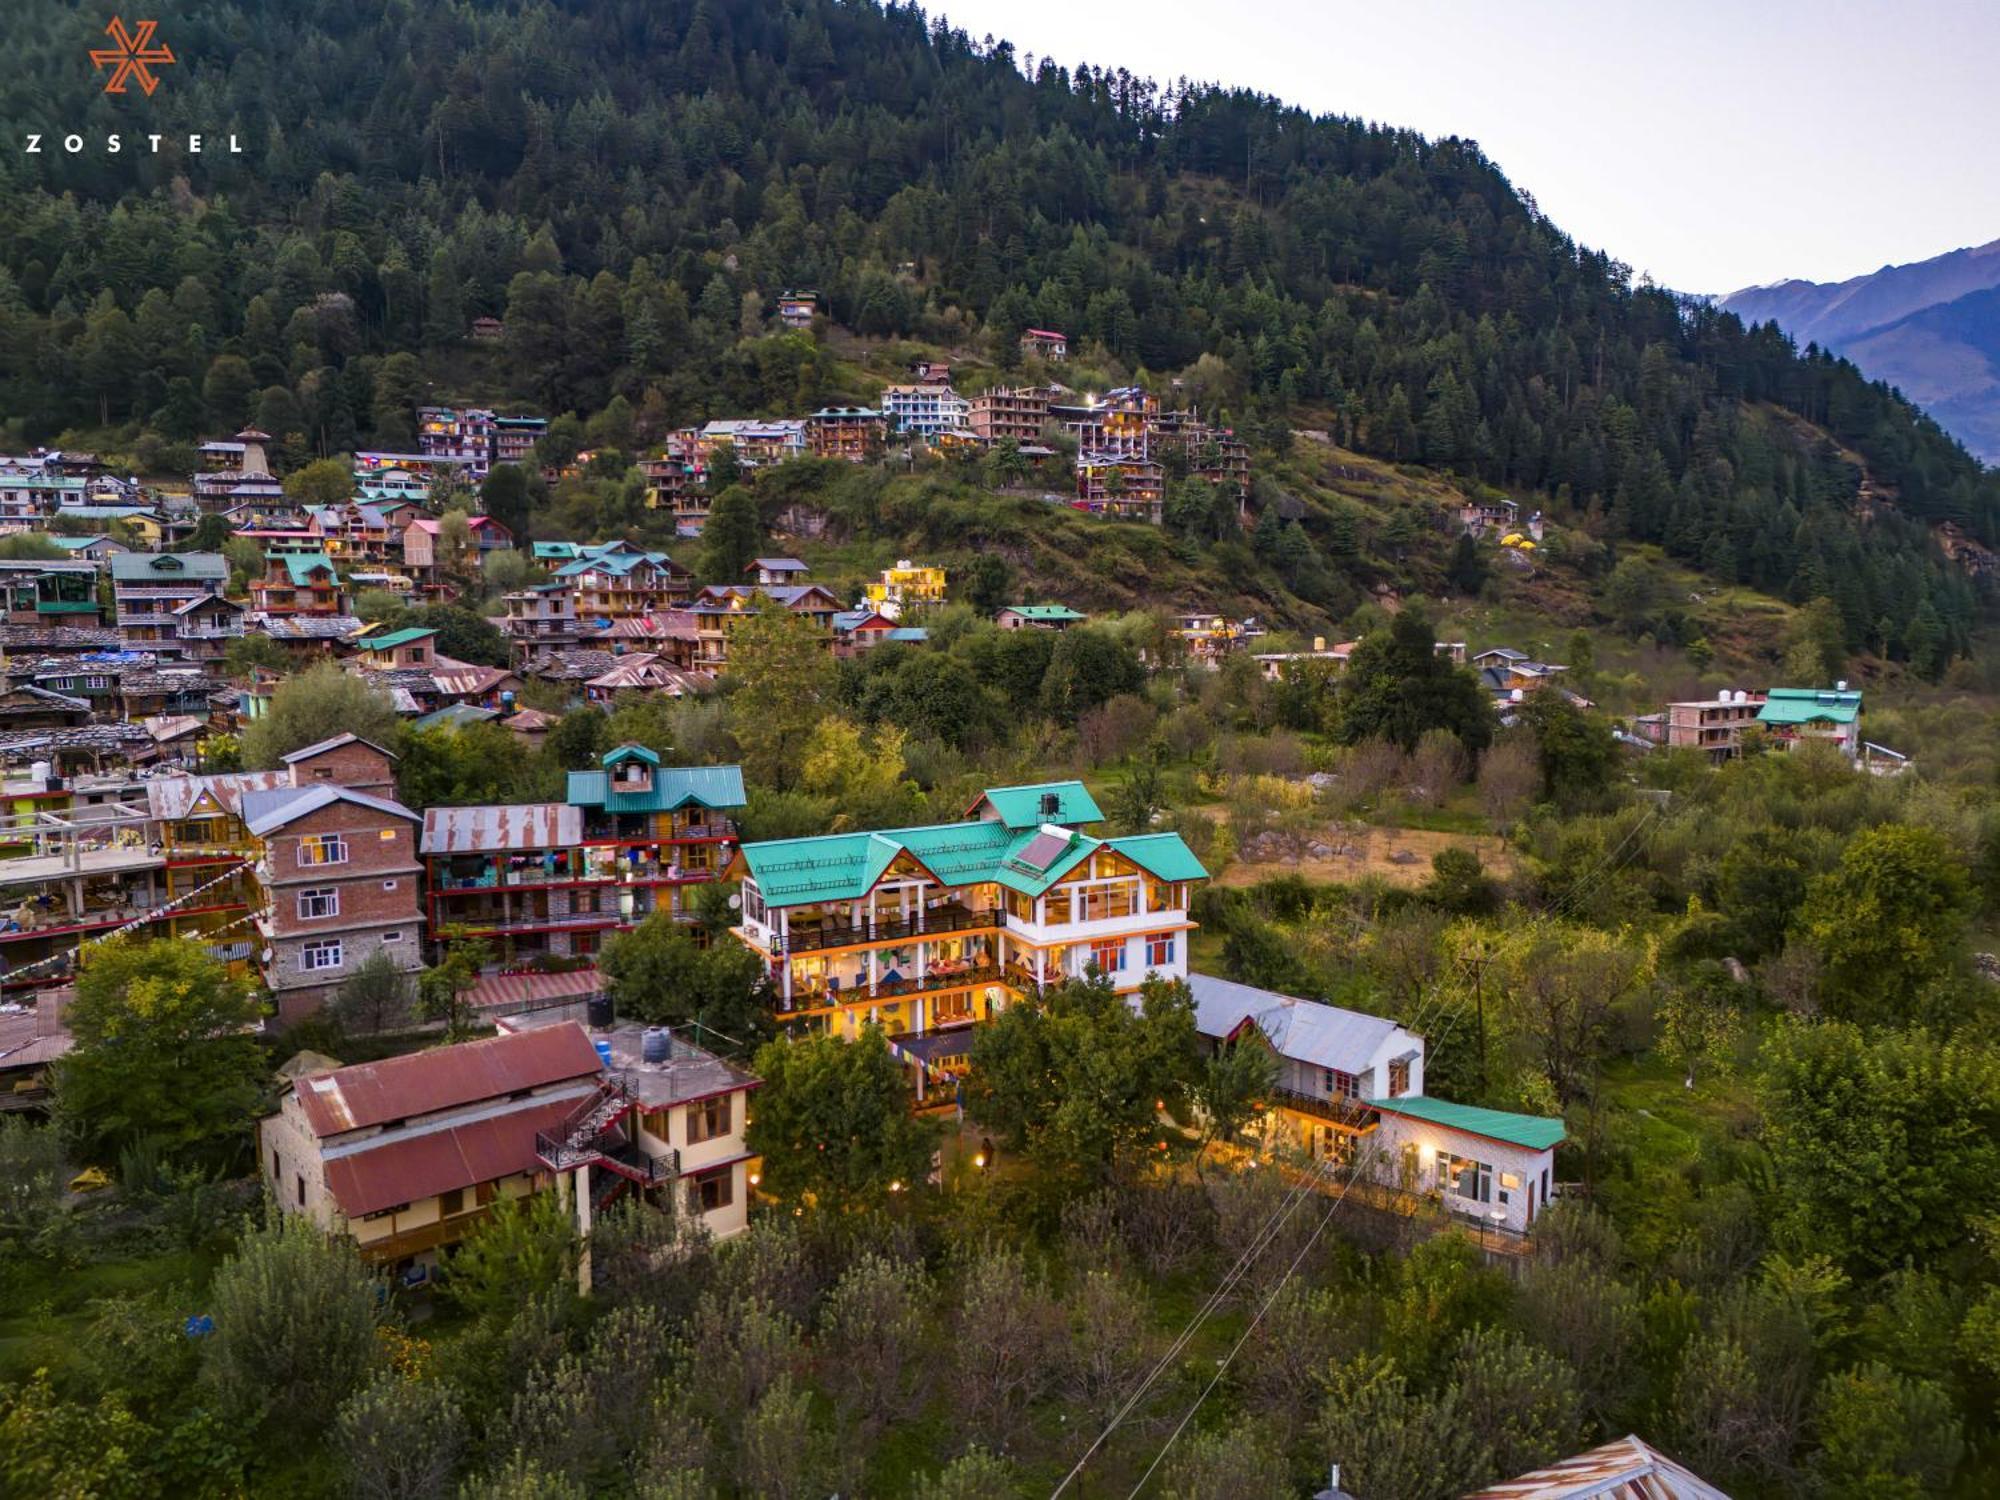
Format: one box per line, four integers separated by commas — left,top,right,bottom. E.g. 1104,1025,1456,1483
1,0,1993,662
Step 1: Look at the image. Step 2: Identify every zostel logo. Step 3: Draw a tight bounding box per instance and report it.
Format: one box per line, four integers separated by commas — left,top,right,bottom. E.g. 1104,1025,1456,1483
90,17,175,96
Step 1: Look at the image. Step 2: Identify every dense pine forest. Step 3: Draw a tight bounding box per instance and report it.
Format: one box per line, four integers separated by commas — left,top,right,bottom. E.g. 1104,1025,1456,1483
0,0,1993,662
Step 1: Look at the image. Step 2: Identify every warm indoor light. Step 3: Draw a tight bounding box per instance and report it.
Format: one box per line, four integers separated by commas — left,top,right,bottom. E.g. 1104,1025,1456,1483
748,1172,761,1187
973,1153,987,1170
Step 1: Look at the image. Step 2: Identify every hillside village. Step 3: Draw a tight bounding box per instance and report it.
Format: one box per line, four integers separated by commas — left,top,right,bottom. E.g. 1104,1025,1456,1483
6,1,2000,1497
0,330,1935,1499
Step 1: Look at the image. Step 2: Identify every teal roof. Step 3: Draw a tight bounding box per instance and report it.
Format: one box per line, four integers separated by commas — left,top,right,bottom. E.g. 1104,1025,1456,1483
1003,604,1086,622
1757,688,1861,727
735,807,1207,908
1109,833,1210,883
110,551,226,581
554,549,678,580
362,627,437,651
1366,1096,1566,1151
969,780,1104,829
533,541,582,561
566,764,746,814
272,552,338,584
605,744,661,767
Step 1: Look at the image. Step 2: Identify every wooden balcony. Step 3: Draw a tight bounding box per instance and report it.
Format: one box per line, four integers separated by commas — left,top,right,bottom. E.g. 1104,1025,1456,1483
774,902,1000,955
1266,1086,1376,1131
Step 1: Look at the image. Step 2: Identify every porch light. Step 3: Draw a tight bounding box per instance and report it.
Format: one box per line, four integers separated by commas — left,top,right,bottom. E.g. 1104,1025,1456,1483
973,1152,987,1170
748,1172,761,1187
888,1179,904,1193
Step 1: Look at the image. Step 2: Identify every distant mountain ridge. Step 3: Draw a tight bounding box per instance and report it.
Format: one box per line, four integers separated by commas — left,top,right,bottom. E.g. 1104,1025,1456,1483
1724,240,2000,461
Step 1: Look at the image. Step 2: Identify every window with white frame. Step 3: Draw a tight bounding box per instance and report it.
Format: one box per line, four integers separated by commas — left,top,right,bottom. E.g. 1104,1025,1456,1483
296,888,339,920
298,834,349,867
381,930,403,944
1436,1150,1492,1203
301,939,344,973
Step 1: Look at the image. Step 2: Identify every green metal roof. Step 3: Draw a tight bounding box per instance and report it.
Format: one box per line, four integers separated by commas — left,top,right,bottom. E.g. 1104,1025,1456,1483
1757,689,1861,727
969,780,1104,829
1108,833,1210,883
734,802,1207,908
604,744,661,766
1366,1096,1566,1151
1003,604,1086,622
110,551,228,581
272,552,338,584
566,764,746,814
362,627,437,651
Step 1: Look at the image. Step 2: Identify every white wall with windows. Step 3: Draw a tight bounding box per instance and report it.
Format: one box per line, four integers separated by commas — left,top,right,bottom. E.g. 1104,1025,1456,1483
1370,1113,1555,1236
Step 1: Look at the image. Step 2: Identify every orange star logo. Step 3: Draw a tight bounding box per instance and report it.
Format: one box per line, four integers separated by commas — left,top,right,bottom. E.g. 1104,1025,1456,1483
90,17,175,96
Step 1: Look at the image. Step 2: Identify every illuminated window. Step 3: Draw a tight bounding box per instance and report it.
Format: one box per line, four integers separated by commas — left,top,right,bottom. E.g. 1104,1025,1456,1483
1089,939,1125,974
298,834,349,867
1145,933,1176,969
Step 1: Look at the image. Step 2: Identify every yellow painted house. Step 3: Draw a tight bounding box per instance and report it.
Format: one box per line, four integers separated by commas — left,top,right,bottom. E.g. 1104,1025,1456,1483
863,560,946,618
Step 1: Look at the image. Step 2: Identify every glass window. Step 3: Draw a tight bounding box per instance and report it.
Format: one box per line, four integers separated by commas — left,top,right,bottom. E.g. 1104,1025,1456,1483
695,1167,733,1213
302,939,344,973
299,834,349,867
1089,939,1125,974
686,1094,733,1145
1323,1069,1358,1100
1437,1151,1492,1203
1145,932,1176,969
1388,1058,1411,1097
297,888,339,920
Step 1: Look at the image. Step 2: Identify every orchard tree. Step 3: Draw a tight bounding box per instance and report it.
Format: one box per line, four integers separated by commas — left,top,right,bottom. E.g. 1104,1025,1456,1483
1336,608,1494,754
598,913,774,1047
53,936,266,1168
700,484,762,582
241,661,400,767
745,1028,937,1206
1795,823,1971,1023
966,974,1201,1181
726,604,839,791
202,1213,382,1430
1756,1019,2000,1272
282,456,357,508
1516,689,1618,806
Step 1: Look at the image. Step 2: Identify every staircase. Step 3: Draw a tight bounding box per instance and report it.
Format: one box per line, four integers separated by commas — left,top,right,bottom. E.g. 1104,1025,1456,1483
533,1075,679,1187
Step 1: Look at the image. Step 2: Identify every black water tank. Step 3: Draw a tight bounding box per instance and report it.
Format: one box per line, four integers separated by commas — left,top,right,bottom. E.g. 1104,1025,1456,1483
586,992,614,1030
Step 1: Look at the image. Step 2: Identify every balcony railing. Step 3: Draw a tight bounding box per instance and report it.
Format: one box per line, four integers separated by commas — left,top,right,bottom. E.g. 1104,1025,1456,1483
1266,1086,1376,1129
793,960,1006,1005
772,903,1001,955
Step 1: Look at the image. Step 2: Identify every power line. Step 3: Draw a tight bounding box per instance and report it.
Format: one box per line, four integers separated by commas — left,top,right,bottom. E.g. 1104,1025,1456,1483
1046,1148,1343,1499
1124,1154,1364,1498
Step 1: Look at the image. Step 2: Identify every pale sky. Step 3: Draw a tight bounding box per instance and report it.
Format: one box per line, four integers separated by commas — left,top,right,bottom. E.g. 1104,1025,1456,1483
936,0,2000,295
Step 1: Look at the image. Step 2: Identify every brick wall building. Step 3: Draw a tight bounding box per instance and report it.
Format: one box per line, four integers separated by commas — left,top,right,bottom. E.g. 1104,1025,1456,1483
244,783,424,1022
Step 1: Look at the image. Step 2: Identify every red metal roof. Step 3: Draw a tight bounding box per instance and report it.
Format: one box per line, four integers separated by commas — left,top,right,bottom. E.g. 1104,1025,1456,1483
322,1097,577,1218
1464,1436,1728,1500
292,1024,603,1137
421,803,581,854
467,967,606,1012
